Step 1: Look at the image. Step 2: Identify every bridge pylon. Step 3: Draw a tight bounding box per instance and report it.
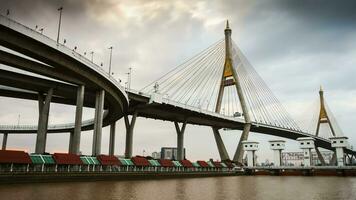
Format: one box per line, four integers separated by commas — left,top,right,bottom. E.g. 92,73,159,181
213,21,251,163
315,86,336,165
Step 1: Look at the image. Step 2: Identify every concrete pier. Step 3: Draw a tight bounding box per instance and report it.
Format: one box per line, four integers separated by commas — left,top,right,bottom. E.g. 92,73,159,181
124,112,138,158
92,90,105,156
68,131,74,153
330,136,348,166
269,140,285,166
35,88,53,154
2,133,7,150
175,121,187,161
242,140,259,167
109,122,116,156
71,85,84,155
297,137,315,167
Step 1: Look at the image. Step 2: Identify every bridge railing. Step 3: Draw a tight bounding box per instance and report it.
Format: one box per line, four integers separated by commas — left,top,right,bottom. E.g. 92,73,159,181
0,111,108,132
0,14,127,101
127,89,245,123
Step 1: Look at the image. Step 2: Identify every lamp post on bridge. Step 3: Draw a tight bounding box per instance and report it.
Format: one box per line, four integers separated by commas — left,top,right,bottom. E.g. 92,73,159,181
126,67,132,90
56,7,63,44
108,46,113,77
90,51,94,62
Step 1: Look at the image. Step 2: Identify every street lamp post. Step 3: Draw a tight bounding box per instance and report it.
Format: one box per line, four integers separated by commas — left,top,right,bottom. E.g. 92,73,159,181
126,67,132,90
90,51,94,62
108,46,113,76
56,7,63,44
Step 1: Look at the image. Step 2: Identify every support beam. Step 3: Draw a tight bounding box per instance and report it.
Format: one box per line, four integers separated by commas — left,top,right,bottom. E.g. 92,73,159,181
2,133,8,150
109,122,116,156
92,90,105,156
35,88,53,154
124,111,138,158
212,128,230,161
315,147,326,166
174,121,187,161
70,85,85,155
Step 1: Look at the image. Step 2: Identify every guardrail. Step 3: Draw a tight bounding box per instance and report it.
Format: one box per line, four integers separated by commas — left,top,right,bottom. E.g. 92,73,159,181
0,111,108,132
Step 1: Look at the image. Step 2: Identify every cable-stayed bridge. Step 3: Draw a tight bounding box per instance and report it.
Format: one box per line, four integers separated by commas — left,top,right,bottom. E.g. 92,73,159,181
0,15,354,165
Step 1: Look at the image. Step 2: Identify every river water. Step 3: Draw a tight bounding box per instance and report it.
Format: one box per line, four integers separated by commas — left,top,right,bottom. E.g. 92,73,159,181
0,176,355,200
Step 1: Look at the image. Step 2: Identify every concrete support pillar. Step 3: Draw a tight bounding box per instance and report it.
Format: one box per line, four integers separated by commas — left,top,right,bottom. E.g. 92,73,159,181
330,136,348,167
35,88,53,154
124,111,138,158
2,133,8,150
335,148,345,166
70,85,84,155
269,140,285,166
212,127,230,161
68,131,74,153
297,137,315,167
92,90,105,156
242,141,259,167
109,122,116,156
174,121,187,161
302,148,312,167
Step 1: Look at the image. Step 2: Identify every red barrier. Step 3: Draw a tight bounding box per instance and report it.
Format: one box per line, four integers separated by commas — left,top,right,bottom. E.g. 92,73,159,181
197,160,209,168
180,160,193,168
0,150,31,164
159,159,174,167
97,155,121,166
131,156,150,167
213,161,222,168
53,153,82,165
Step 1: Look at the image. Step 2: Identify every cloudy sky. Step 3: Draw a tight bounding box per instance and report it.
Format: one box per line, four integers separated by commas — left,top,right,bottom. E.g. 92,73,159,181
0,0,356,162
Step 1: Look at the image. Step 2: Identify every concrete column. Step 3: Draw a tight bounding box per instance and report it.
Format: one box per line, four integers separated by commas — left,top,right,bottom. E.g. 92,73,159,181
92,90,105,156
297,137,315,167
269,140,285,166
68,131,74,153
124,111,138,158
71,85,84,155
302,148,312,167
242,141,259,167
35,88,53,154
174,121,187,161
109,122,116,156
330,136,348,166
2,133,8,150
212,128,230,161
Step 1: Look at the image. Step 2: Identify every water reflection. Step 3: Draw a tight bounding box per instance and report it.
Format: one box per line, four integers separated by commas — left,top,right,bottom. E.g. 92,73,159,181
0,177,355,200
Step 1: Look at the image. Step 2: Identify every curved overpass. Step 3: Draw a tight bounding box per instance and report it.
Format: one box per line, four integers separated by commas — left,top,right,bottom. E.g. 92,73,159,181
0,15,128,155
0,15,128,124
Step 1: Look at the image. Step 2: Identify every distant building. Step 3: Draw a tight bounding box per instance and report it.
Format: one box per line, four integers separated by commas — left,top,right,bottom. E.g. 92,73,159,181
161,147,185,160
282,150,334,166
151,151,161,159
